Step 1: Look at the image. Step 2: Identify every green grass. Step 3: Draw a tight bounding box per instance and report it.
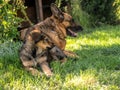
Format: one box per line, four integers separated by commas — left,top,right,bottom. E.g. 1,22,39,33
0,25,120,90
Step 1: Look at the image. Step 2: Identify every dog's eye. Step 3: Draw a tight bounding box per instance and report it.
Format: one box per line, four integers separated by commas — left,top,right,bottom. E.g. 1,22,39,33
71,19,74,22
69,19,74,23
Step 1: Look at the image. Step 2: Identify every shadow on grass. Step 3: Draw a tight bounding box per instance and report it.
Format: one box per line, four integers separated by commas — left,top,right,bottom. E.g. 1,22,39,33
52,44,120,78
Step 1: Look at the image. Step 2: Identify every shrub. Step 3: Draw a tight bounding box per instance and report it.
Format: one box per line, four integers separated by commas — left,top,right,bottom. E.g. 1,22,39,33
81,0,120,26
0,0,24,41
70,0,92,28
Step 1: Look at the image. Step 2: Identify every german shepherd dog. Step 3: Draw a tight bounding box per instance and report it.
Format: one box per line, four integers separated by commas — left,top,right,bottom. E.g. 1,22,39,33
19,3,82,77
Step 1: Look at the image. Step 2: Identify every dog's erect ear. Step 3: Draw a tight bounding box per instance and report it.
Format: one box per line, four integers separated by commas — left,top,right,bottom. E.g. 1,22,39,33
51,3,64,22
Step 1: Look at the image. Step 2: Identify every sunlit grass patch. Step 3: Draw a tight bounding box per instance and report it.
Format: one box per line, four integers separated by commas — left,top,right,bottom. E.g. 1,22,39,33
66,25,120,50
64,69,98,89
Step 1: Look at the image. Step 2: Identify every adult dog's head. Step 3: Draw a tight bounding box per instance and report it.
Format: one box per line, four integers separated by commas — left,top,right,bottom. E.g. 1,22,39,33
50,3,83,37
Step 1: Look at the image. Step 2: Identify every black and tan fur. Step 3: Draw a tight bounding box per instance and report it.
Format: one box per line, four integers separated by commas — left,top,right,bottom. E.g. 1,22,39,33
19,3,82,76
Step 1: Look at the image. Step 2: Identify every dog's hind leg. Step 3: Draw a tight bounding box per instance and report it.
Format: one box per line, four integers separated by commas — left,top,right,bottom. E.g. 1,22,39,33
19,38,43,76
19,40,37,67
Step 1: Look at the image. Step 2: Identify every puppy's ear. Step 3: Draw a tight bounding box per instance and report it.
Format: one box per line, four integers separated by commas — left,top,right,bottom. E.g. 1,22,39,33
51,3,64,22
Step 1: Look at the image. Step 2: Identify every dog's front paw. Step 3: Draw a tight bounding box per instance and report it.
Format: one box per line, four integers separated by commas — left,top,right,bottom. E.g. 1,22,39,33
25,67,43,76
40,61,53,77
64,50,79,58
44,71,53,77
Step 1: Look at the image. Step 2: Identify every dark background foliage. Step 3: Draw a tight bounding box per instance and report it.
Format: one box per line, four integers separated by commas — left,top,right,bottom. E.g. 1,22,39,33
0,0,120,41
81,0,120,26
0,0,24,41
